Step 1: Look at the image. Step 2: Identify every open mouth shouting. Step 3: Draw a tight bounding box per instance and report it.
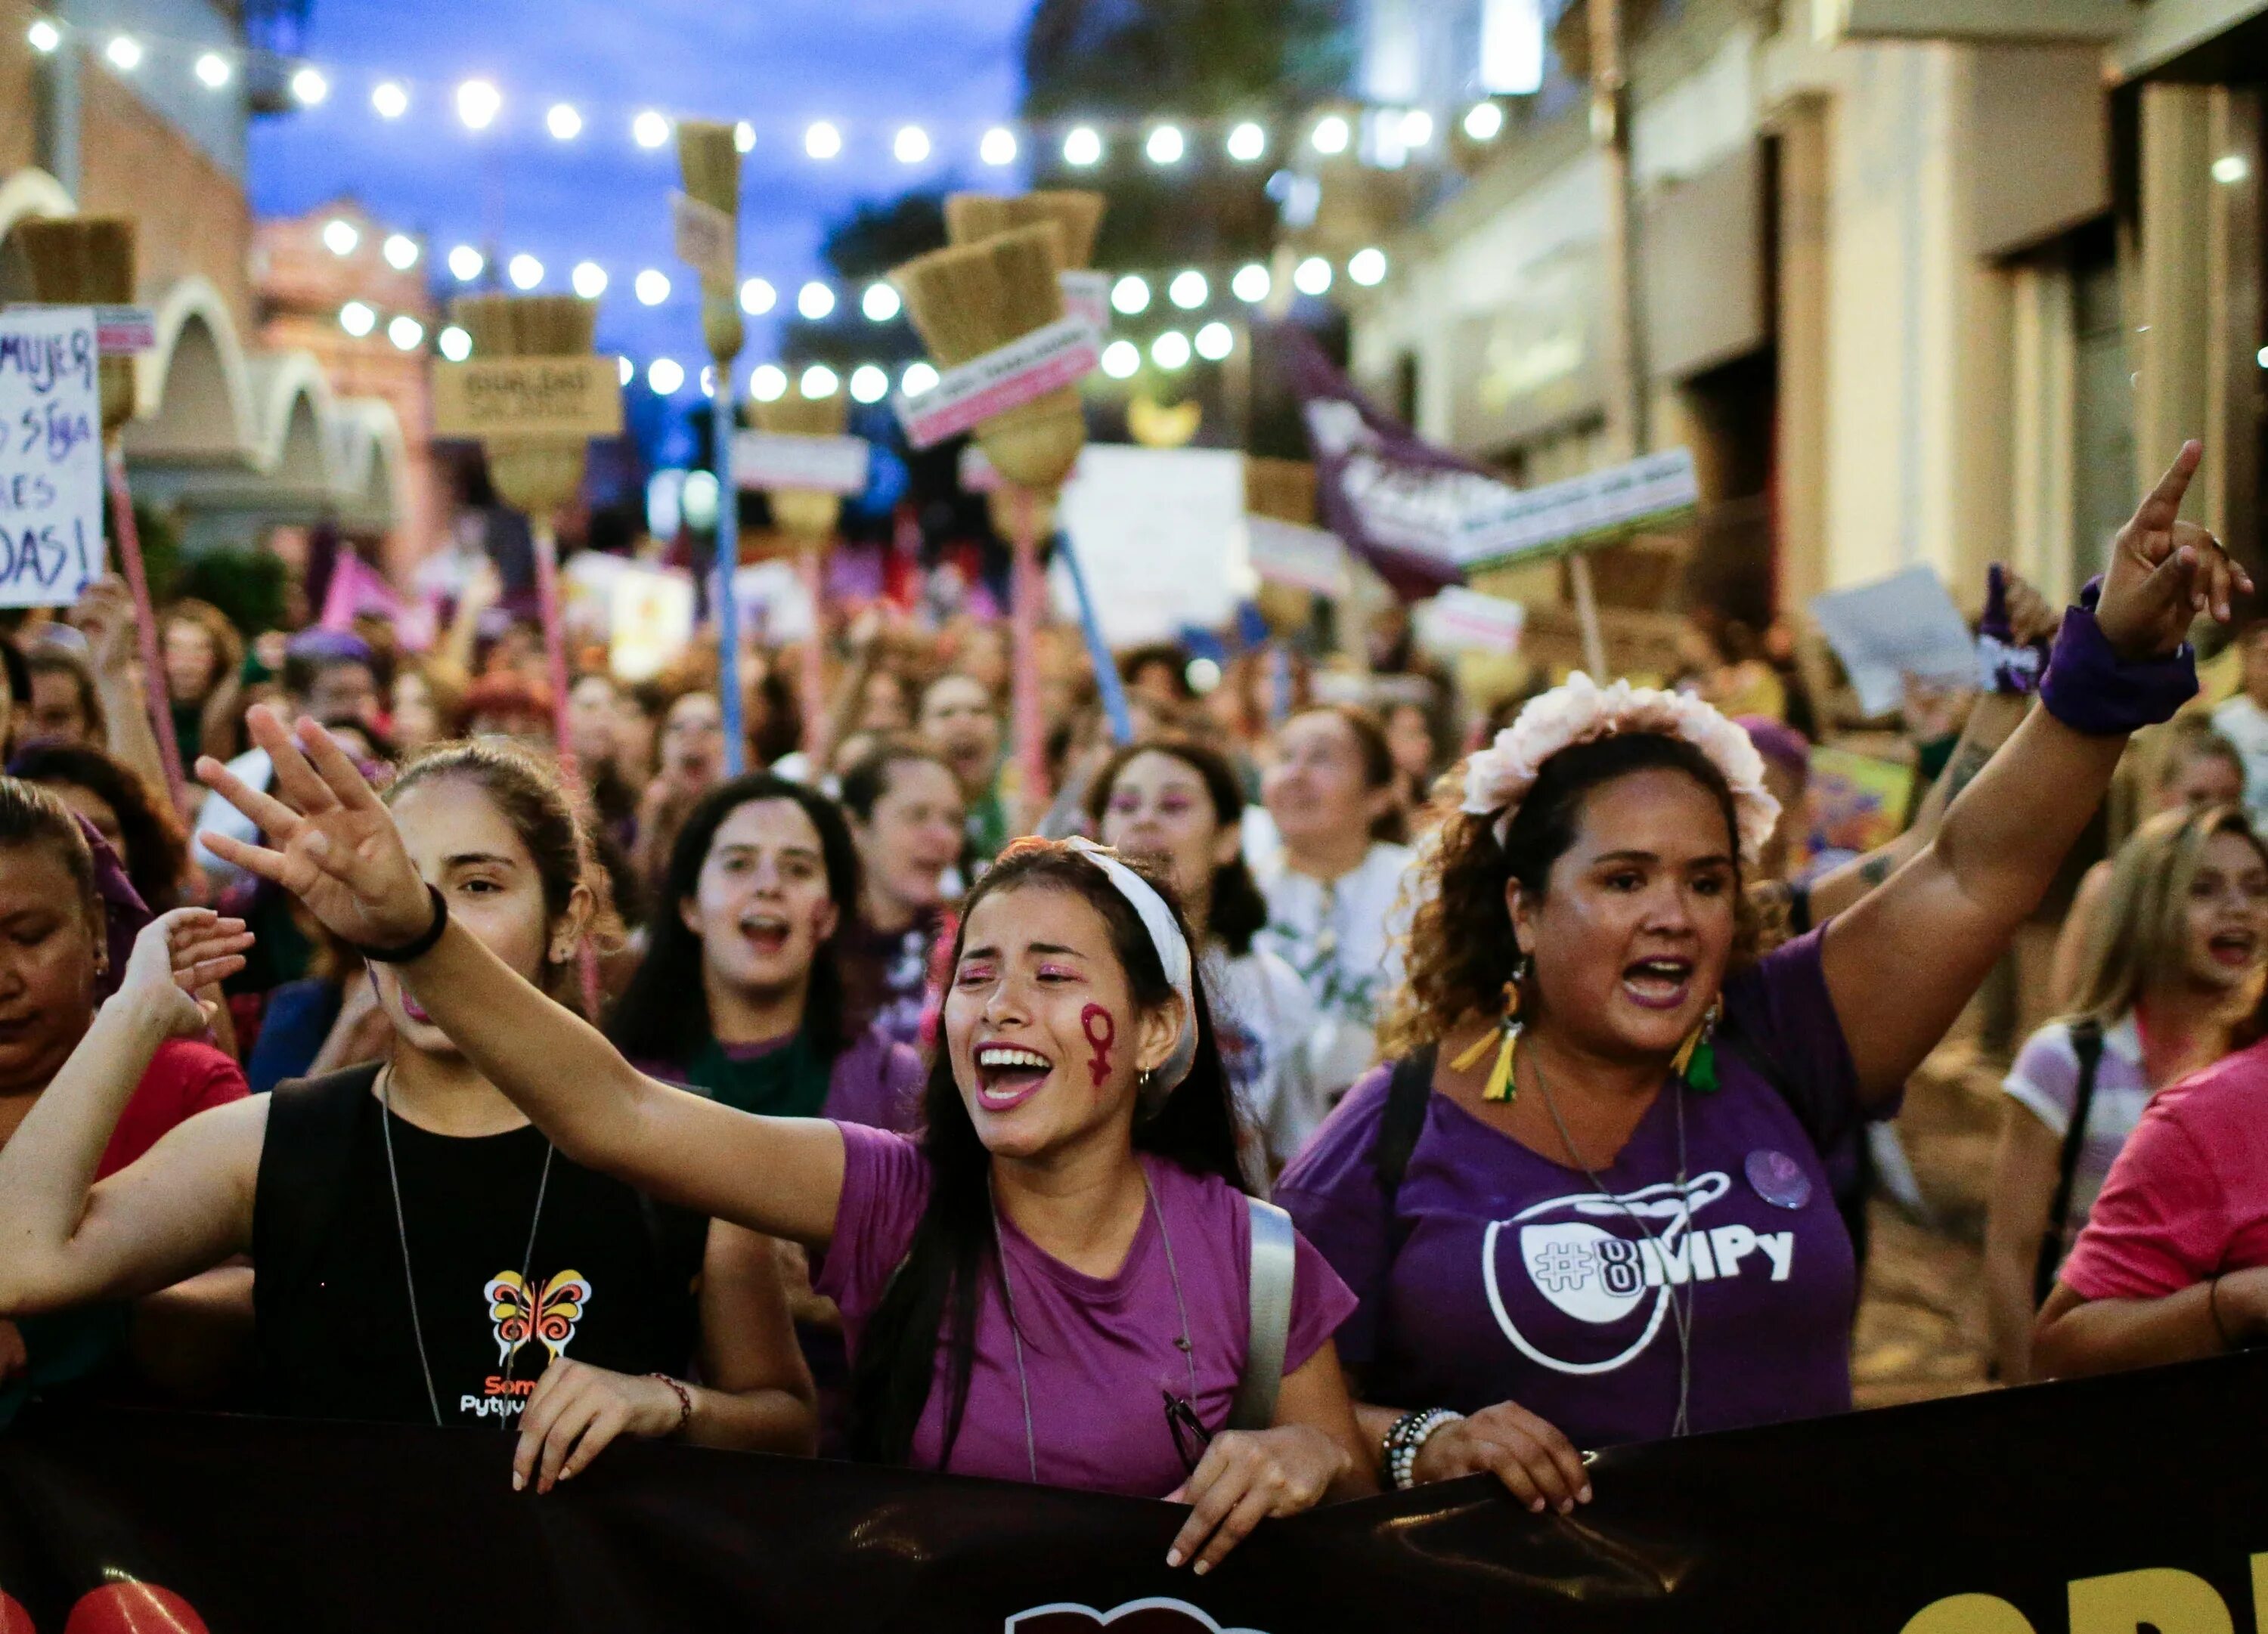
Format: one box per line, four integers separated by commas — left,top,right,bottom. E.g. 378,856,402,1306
739,912,792,957
1622,955,1695,1012
2208,927,2260,970
973,1041,1054,1112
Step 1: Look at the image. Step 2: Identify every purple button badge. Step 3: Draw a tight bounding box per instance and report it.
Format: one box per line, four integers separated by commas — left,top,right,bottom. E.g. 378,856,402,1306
1745,1149,1813,1211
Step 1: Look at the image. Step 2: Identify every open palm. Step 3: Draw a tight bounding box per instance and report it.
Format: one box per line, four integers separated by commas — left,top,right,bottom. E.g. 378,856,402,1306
2096,441,2253,657
195,706,432,950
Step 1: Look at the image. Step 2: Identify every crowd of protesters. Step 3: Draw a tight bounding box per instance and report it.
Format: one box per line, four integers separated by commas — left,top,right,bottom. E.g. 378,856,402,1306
0,443,2263,1569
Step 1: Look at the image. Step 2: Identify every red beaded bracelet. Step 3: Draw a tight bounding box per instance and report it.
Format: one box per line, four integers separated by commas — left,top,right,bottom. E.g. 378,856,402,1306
647,1372,693,1433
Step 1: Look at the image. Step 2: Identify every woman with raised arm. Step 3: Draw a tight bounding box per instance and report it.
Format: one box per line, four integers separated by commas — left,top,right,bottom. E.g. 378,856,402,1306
196,726,1373,1572
0,741,816,1485
1273,447,2241,1512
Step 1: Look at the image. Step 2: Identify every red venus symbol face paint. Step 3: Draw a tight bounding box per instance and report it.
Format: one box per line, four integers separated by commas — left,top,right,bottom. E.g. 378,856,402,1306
1080,1004,1116,1088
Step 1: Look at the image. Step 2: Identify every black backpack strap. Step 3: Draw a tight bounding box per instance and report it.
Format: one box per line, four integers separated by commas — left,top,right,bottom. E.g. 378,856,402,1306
1369,1045,1439,1205
252,1064,380,1325
2034,1018,2107,1308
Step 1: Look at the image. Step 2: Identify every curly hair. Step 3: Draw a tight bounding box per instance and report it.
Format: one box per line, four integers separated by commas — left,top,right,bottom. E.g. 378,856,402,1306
1381,731,1761,1057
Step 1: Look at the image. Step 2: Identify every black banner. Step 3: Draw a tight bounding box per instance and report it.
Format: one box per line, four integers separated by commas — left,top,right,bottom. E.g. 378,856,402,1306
3,1354,2266,1632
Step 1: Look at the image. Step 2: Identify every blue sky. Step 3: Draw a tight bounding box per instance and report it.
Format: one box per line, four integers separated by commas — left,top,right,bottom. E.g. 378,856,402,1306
248,0,1036,376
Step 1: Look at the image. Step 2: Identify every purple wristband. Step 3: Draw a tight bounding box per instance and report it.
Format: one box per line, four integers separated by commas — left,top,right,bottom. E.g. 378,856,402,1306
2037,579,2197,736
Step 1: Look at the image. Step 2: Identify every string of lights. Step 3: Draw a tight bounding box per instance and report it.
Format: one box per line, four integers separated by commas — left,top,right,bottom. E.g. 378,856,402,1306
20,14,1519,171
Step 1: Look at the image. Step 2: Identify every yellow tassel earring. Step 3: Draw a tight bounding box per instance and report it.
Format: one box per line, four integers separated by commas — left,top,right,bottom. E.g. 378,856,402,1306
1452,958,1528,1104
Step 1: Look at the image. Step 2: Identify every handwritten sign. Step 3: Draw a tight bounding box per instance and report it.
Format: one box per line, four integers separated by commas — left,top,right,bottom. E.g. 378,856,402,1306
1452,448,1700,571
671,192,736,288
0,306,102,608
732,431,871,494
432,356,625,441
893,315,1101,450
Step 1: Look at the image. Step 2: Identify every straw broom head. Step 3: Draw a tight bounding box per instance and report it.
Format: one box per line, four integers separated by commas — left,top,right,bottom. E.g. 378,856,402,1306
943,191,1105,270
1245,457,1317,525
17,216,137,432
447,293,598,518
751,391,848,543
893,224,1085,493
677,119,745,364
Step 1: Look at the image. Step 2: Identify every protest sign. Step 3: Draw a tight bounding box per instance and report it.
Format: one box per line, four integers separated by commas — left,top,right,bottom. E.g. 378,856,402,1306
432,357,627,441
0,306,102,608
1809,565,1978,718
733,431,872,495
894,316,1101,450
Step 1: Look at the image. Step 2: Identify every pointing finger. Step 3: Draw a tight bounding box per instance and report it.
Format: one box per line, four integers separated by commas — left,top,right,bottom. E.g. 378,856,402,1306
2133,440,2204,534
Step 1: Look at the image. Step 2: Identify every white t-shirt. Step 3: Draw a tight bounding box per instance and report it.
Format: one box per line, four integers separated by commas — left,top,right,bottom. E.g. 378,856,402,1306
2211,695,2268,825
2002,1012,2153,1248
1253,840,1414,1154
1204,942,1321,1180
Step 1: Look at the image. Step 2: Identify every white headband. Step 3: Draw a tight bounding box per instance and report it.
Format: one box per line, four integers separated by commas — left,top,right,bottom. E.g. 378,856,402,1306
1064,837,1198,1107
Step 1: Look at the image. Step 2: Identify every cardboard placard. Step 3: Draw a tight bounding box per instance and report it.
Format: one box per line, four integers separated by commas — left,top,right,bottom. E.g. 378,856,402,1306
894,315,1100,450
732,430,871,495
432,356,625,441
1419,584,1527,654
0,305,102,607
670,191,736,288
1452,447,1700,571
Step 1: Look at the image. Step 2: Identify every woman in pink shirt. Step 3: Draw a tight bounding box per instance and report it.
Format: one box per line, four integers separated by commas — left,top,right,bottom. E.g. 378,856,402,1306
2033,1008,2268,1375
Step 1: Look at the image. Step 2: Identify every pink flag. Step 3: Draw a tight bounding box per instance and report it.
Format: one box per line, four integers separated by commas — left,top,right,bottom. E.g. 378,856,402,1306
321,550,435,651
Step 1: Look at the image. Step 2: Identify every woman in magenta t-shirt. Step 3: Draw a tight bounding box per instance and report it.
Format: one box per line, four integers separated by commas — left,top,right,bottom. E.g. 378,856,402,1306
2033,1023,2268,1376
189,708,1372,1576
1278,447,2243,1514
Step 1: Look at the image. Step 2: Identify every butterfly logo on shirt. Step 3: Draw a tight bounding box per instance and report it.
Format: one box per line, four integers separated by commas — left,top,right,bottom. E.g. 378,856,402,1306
483,1269,593,1370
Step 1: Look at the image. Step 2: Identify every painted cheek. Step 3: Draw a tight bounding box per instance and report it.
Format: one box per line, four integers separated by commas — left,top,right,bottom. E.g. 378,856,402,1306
1080,1003,1116,1090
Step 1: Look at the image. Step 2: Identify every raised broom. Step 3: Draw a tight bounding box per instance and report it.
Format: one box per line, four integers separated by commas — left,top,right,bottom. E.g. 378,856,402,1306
749,389,847,766
676,120,749,775
15,216,184,803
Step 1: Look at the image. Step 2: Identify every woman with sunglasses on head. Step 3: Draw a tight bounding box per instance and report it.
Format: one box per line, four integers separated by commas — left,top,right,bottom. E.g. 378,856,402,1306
1274,448,2242,1511
0,739,817,1484
195,716,1372,1573
1090,735,1318,1179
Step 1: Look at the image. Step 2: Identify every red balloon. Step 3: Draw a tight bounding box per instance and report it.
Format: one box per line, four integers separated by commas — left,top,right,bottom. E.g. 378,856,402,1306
64,1583,209,1634
0,1589,33,1634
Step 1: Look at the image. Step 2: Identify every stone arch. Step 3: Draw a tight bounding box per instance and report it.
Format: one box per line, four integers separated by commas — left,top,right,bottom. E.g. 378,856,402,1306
125,275,259,460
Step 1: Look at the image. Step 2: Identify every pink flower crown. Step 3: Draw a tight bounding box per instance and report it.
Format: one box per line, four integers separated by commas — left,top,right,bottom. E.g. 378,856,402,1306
1461,673,1782,865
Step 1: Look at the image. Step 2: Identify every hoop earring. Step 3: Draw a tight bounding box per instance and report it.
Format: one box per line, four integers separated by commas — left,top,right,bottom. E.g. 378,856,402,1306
1451,955,1527,1104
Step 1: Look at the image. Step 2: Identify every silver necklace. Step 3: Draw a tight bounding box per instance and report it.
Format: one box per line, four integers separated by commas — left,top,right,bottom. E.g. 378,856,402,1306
990,1168,1198,1483
378,1064,556,1431
1526,1050,1696,1439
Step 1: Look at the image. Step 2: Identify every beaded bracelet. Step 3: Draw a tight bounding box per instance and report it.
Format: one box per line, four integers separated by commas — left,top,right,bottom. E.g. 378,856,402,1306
1383,1407,1462,1491
647,1372,693,1434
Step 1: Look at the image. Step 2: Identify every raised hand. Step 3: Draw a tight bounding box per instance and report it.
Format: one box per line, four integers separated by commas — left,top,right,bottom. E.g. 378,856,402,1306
114,908,253,1038
2096,442,2253,658
195,706,432,949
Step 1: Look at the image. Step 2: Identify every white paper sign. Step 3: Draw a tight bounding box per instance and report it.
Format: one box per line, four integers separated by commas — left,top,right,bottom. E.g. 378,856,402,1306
4,304,153,354
1808,564,1978,717
671,192,736,286
1418,585,1527,655
0,306,103,608
1054,445,1245,644
606,564,696,683
732,431,871,495
893,316,1101,450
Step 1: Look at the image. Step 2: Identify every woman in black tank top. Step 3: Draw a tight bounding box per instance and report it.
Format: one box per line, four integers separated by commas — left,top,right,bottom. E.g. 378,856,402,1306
0,740,816,1493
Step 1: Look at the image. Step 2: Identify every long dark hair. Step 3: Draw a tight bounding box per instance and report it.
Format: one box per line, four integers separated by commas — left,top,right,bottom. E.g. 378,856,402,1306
1084,735,1269,958
607,774,864,1067
10,742,191,912
847,839,1247,1467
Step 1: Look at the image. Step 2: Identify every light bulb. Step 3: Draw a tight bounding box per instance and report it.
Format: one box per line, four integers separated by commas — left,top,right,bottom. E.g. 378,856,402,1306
572,261,608,299
104,35,141,71
381,233,419,271
647,357,685,395
632,110,670,150
1063,125,1102,166
1400,109,1434,147
371,81,408,119
338,302,376,339
617,356,634,386
800,364,839,399
861,283,900,322
739,277,777,315
1231,262,1270,303
894,125,931,163
1146,125,1185,166
1101,340,1140,379
1347,247,1387,286
546,103,582,141
26,20,60,54
1293,255,1332,296
1226,121,1266,162
507,253,544,290
981,125,1018,166
804,120,841,159
438,326,472,363
1194,321,1234,361
900,362,939,397
448,245,485,283
321,218,360,256
387,314,424,351
1464,101,1504,141
750,364,788,401
634,268,671,307
290,67,327,105
456,79,500,131
1151,330,1191,370
699,364,716,398
1311,114,1349,155
734,121,754,153
1111,275,1151,316
797,281,835,321
193,52,231,89
1168,270,1208,310
850,364,889,404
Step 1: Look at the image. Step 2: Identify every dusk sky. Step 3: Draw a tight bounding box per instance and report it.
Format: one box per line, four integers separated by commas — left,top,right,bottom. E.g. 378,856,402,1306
248,0,1037,376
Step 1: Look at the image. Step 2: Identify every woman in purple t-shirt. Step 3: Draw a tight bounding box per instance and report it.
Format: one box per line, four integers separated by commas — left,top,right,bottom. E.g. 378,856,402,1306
1278,447,2240,1514
197,716,1373,1576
